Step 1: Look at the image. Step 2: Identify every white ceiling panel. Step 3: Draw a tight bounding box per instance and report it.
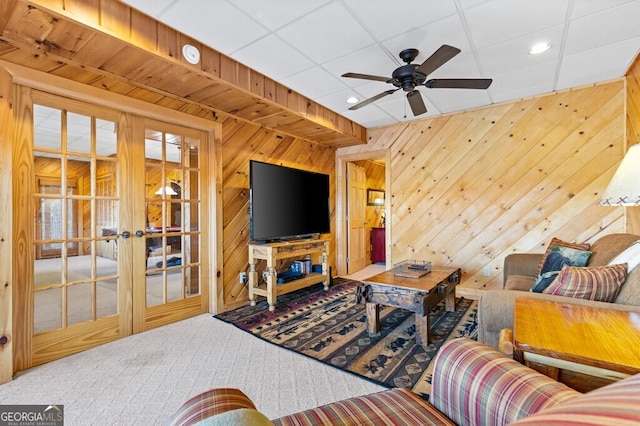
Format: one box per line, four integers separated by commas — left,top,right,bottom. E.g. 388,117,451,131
463,0,570,48
158,0,268,54
382,14,472,66
119,0,640,128
229,0,332,32
233,34,314,80
477,26,564,75
276,2,376,64
281,66,345,100
343,0,458,42
564,1,640,55
558,37,640,90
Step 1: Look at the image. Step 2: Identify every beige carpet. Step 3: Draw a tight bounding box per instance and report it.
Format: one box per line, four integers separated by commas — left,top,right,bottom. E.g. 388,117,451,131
0,313,385,425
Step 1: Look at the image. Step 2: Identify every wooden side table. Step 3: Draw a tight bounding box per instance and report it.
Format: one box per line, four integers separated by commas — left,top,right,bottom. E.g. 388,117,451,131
513,298,640,392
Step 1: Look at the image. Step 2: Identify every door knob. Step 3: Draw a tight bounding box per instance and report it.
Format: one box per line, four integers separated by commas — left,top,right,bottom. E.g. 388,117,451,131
120,231,131,239
135,230,145,237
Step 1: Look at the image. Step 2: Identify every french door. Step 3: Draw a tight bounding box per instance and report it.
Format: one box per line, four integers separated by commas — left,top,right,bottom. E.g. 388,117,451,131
27,91,209,367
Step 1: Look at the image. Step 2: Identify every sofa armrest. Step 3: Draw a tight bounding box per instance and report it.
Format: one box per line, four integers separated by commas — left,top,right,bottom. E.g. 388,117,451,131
503,253,542,286
430,338,580,426
169,388,270,426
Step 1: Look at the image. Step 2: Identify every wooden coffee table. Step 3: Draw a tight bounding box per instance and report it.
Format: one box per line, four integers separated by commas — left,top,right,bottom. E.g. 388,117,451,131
513,298,640,392
355,266,461,346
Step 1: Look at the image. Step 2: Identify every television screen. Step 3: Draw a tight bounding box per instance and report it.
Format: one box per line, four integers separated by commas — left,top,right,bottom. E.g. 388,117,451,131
250,160,330,242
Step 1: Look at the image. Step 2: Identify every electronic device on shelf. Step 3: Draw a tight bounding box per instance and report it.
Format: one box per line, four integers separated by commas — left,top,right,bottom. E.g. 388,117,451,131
249,160,330,243
276,269,304,283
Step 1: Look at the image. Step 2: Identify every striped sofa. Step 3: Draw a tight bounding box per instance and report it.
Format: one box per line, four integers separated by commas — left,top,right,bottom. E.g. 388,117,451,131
169,338,640,425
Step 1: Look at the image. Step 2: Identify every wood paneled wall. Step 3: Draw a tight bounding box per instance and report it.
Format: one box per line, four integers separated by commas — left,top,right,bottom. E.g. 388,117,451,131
339,81,627,295
0,66,14,383
221,116,336,309
626,55,640,234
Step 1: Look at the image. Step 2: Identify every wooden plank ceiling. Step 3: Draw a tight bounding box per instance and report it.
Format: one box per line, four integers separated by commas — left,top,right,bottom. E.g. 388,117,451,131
0,0,366,148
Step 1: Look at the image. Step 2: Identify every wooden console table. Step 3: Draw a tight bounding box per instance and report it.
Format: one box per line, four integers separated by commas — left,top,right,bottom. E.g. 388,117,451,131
248,239,329,311
513,298,640,392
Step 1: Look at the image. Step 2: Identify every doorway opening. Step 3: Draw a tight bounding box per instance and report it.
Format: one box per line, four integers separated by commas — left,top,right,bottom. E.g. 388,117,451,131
336,149,390,277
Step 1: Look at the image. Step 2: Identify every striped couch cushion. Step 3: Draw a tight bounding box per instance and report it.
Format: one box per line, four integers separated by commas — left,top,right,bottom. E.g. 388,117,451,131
542,264,628,302
168,388,258,426
431,338,581,426
511,372,640,425
273,387,455,426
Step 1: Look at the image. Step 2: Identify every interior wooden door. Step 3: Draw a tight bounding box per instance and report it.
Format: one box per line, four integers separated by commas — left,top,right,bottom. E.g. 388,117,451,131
25,92,209,367
132,119,207,333
30,95,123,366
347,162,367,273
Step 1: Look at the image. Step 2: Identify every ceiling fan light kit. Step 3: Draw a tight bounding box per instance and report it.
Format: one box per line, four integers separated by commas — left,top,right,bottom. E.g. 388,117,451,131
342,45,492,116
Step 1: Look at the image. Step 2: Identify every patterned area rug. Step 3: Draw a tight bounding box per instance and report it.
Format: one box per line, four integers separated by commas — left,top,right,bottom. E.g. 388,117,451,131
215,277,477,398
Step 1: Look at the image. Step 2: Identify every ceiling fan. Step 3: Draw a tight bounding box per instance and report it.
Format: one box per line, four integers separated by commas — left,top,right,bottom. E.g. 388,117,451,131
342,45,492,116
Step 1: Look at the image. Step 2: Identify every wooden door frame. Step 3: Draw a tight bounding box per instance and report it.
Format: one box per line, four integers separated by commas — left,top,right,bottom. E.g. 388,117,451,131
1,60,223,379
335,149,391,276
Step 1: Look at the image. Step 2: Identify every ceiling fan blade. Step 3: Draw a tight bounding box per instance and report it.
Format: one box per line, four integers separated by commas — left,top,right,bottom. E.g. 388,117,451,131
425,78,493,89
407,90,427,116
342,72,391,83
348,89,398,110
415,44,461,77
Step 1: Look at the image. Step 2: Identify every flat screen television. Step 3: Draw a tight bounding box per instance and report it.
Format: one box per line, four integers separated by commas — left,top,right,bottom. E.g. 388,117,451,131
250,160,330,242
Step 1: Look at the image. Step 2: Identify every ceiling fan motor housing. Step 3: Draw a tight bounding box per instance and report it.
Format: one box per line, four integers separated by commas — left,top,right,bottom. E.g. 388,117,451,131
391,64,427,91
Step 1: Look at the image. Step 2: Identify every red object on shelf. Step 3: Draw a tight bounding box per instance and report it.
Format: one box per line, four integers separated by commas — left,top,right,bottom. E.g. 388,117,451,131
371,227,385,263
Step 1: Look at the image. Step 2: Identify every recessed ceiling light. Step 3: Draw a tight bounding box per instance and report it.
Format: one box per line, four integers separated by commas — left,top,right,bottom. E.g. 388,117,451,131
346,96,359,104
529,42,551,55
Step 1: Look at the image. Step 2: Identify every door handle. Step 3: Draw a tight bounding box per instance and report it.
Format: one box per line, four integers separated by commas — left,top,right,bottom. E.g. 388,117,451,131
120,231,131,239
135,230,145,238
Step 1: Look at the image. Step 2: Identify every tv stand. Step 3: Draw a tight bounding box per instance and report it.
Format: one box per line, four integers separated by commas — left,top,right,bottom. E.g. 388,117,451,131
248,238,330,311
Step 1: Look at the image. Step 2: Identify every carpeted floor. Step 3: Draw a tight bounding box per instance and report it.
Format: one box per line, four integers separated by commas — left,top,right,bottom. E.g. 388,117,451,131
216,277,478,398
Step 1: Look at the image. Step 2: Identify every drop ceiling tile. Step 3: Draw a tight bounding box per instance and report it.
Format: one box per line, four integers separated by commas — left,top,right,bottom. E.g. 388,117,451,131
281,66,346,100
464,0,569,48
570,0,635,19
229,0,331,31
488,61,557,103
428,52,483,79
120,0,175,17
276,2,376,64
558,37,640,89
323,45,398,86
233,34,314,80
158,0,268,54
565,1,640,55
382,14,471,67
343,0,458,42
377,94,440,121
342,105,397,128
427,88,492,113
477,25,563,75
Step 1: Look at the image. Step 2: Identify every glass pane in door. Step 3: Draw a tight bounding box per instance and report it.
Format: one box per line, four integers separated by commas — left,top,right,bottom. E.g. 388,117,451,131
32,104,119,334
144,128,201,306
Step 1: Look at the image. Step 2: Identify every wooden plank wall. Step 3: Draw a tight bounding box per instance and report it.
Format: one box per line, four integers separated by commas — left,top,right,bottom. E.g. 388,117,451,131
339,81,627,295
354,159,385,264
626,55,640,234
221,116,336,310
0,66,14,383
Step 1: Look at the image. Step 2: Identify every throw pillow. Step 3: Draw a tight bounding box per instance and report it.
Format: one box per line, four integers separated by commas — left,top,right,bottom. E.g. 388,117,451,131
530,245,592,293
535,237,590,276
608,240,640,274
542,263,628,302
